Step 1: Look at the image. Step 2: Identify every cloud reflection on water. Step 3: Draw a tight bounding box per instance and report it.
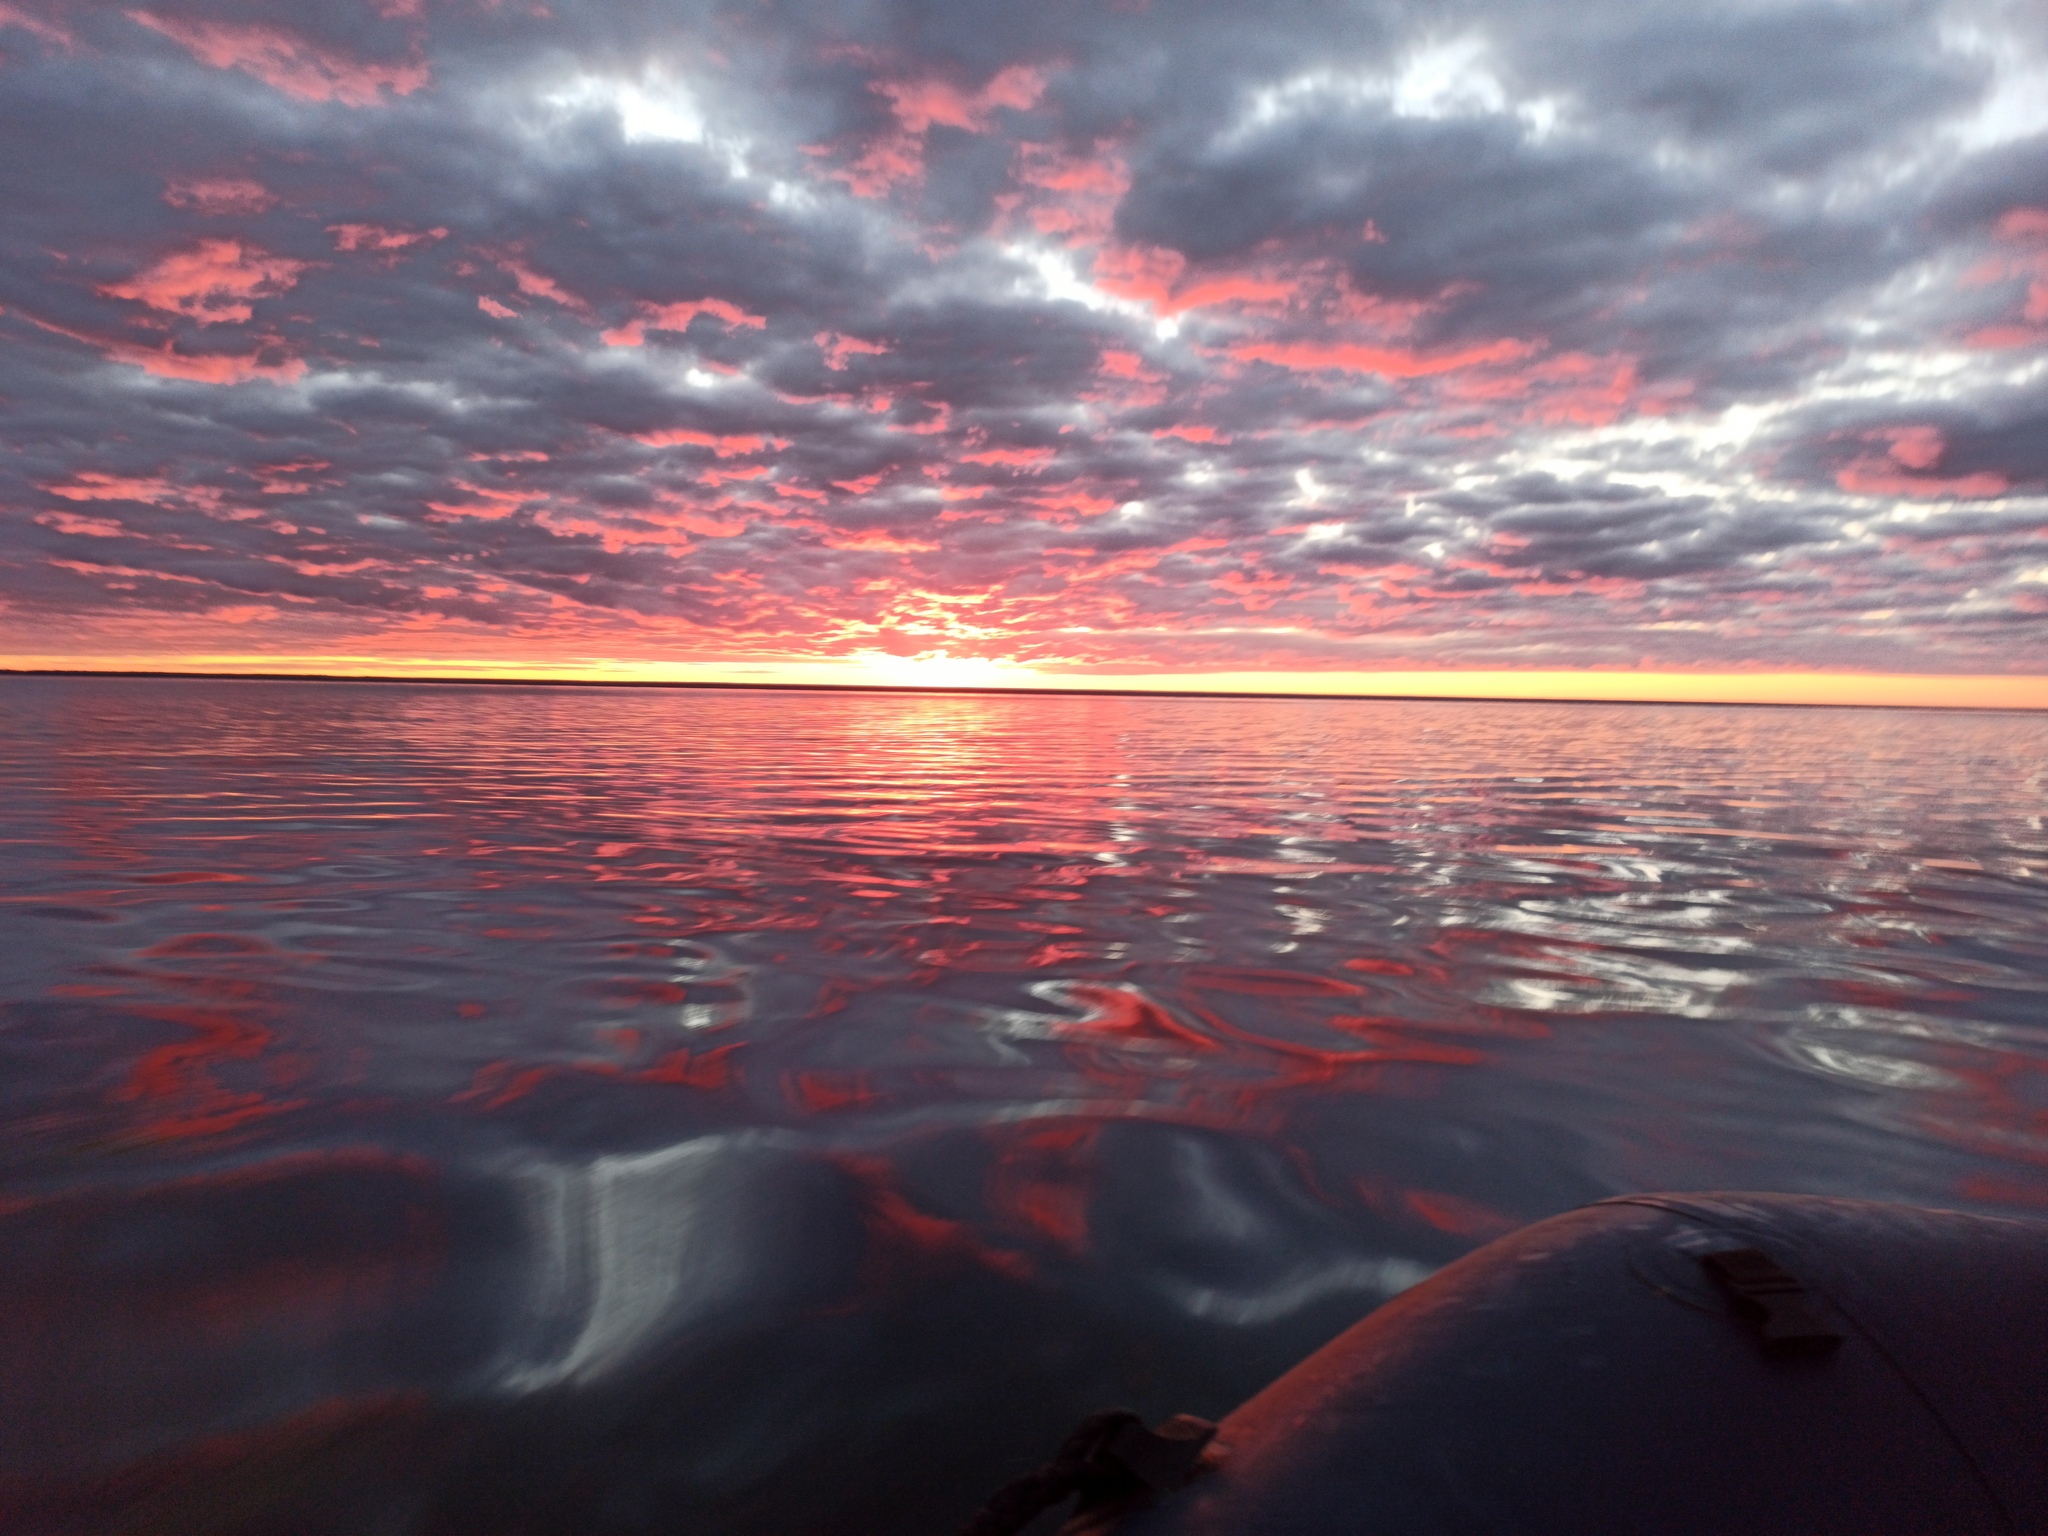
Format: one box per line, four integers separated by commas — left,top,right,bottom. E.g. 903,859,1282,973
1,677,2046,1532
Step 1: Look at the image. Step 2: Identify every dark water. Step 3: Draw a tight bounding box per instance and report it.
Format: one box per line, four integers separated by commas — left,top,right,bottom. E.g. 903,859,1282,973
3,676,2046,1534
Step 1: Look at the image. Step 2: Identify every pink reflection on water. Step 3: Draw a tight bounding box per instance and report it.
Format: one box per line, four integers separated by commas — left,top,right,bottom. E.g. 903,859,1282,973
4,678,2048,1535
0,680,2043,1198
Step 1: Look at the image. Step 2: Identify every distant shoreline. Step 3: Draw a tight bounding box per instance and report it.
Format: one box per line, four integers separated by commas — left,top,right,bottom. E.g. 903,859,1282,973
3,667,2040,713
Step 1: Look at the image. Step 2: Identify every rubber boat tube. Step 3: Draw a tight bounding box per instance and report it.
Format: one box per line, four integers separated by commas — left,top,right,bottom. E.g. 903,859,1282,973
1069,1193,2048,1536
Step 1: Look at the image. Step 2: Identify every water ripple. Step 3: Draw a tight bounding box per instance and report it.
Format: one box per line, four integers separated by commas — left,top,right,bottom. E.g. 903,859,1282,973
2,676,2046,1534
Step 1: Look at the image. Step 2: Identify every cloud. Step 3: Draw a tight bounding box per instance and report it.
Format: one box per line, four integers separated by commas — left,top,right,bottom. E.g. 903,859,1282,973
0,3,71,48
98,239,307,324
164,176,277,215
604,298,767,348
329,222,445,253
0,0,2042,678
127,9,428,105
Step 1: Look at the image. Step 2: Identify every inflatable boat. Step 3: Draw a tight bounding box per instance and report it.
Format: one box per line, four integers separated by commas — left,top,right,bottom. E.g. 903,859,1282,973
965,1193,2048,1536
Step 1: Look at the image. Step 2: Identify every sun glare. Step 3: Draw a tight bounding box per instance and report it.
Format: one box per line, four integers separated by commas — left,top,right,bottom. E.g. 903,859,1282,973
847,650,1048,690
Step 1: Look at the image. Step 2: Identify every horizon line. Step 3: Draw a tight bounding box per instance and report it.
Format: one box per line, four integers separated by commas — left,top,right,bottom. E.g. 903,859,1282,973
5,666,2045,714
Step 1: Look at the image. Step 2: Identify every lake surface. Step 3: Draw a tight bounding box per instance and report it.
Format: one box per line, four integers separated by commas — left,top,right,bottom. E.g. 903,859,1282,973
3,675,2046,1534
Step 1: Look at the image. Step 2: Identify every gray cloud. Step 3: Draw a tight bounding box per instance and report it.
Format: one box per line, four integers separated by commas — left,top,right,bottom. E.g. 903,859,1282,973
0,0,2043,676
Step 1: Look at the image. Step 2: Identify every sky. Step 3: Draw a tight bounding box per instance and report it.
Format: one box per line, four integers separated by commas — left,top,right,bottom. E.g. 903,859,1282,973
2,0,2046,704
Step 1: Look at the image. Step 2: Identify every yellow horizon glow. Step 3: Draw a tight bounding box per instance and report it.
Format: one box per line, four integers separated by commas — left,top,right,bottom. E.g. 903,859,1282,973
5,651,2047,709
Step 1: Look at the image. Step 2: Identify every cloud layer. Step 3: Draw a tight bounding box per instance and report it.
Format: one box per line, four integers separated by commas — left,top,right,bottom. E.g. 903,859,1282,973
2,0,2046,677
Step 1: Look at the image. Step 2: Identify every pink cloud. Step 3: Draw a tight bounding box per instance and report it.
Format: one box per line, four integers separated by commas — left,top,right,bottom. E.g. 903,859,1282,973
35,509,129,537
817,331,890,369
825,529,939,552
50,556,206,584
1959,208,2048,346
46,472,179,503
1965,324,2045,349
1045,534,1227,583
1446,351,1644,426
127,11,429,105
604,297,766,347
0,3,72,46
1835,464,2008,499
961,446,1056,468
1831,428,2009,499
1166,273,1299,313
1211,566,1295,611
163,176,276,215
30,314,308,383
99,239,307,325
21,10,2048,685
647,495,748,537
700,464,770,487
875,65,1045,134
426,484,538,521
1006,143,1129,243
1097,349,1160,381
1234,336,1534,378
1023,489,1116,524
1084,351,1167,408
330,223,446,253
1884,426,1945,470
634,429,767,456
115,344,306,384
1015,143,1126,196
1995,208,2048,241
819,64,1048,198
1092,244,1186,307
534,511,679,552
818,135,927,199
1093,243,1328,318
493,256,593,318
255,458,335,493
888,401,951,436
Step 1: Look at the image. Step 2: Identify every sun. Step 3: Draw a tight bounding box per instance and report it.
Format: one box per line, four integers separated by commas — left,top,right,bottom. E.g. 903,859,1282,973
849,649,1046,690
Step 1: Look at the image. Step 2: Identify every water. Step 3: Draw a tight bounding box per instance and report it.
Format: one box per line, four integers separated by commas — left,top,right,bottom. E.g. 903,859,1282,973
3,675,2045,1534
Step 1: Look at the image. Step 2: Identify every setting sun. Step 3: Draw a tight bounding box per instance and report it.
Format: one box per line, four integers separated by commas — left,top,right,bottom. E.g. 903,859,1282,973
843,649,1051,691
